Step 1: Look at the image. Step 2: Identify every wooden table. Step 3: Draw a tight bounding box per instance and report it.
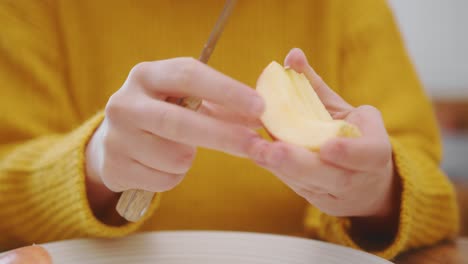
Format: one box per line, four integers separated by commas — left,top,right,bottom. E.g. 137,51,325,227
394,238,468,264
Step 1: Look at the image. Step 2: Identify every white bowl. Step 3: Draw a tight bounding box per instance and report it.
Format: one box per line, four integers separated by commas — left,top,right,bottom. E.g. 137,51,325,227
41,231,392,264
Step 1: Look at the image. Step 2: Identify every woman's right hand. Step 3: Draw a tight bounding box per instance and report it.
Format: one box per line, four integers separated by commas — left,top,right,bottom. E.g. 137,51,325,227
85,57,266,212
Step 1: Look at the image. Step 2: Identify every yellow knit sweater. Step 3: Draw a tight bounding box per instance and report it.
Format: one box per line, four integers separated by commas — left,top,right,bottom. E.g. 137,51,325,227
0,0,459,260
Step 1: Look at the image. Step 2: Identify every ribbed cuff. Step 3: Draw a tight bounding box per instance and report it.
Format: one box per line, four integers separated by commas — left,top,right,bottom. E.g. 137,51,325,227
0,111,160,246
53,111,162,238
304,137,459,260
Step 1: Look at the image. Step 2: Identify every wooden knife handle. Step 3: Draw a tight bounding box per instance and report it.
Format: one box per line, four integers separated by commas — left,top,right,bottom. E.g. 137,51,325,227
116,189,155,222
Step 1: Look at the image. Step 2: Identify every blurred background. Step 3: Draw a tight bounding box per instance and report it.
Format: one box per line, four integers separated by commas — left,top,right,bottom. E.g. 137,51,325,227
389,0,468,177
389,0,468,234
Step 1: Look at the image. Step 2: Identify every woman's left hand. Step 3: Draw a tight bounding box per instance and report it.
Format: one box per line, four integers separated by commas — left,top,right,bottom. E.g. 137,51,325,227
0,245,51,264
250,48,399,222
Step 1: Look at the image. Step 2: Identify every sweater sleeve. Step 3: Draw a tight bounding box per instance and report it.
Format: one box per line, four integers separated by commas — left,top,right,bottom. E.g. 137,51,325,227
304,0,459,260
0,1,159,251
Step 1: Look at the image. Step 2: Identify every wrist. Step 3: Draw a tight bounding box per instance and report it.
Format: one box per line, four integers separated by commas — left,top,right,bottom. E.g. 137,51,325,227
85,121,104,187
350,161,402,250
372,161,401,219
85,121,119,219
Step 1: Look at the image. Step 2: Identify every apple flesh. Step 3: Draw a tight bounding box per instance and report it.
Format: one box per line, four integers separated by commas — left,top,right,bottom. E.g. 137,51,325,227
256,61,361,151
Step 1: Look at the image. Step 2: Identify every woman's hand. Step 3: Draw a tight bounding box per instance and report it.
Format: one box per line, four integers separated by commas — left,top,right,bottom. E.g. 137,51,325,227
250,49,400,227
85,57,266,213
0,245,51,264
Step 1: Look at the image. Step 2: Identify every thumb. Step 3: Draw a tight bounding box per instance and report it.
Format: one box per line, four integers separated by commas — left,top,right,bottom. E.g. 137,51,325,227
284,48,352,113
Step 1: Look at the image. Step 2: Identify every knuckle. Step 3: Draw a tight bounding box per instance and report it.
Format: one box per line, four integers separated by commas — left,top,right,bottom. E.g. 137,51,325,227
352,110,367,125
179,57,200,68
175,57,200,86
129,61,152,81
360,105,382,118
350,105,379,125
360,104,377,111
105,93,127,122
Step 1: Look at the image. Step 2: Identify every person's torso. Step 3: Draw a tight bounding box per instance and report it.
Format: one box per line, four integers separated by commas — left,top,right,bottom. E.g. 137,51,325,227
58,0,343,235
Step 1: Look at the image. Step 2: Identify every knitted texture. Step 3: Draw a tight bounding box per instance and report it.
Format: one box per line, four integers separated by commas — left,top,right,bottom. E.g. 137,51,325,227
0,0,458,259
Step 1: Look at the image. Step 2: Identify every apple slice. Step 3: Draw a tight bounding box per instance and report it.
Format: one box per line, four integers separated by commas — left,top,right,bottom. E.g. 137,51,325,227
256,61,361,150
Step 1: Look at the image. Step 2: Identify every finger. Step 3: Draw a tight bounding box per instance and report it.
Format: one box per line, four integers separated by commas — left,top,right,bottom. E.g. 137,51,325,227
284,48,352,113
343,105,387,137
249,141,354,193
320,138,391,172
132,98,265,157
111,127,196,175
0,245,52,264
320,106,392,171
304,193,357,217
131,58,264,117
198,101,263,129
293,188,353,217
103,155,185,192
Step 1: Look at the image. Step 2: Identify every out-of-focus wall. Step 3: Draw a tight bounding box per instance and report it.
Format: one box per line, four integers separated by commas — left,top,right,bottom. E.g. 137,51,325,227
388,0,468,99
388,0,468,178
